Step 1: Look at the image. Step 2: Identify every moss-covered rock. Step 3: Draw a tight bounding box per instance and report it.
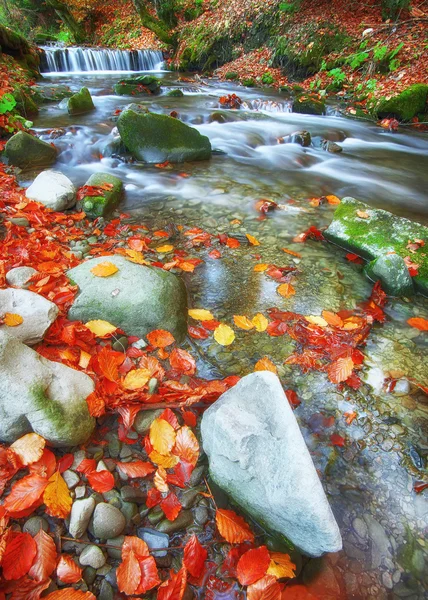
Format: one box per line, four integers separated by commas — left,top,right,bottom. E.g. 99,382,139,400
113,75,161,96
167,89,184,97
77,172,123,219
325,197,428,295
13,90,39,117
364,254,414,297
293,95,325,115
117,108,212,164
67,255,188,342
5,131,58,169
32,84,73,104
68,87,95,115
375,84,428,121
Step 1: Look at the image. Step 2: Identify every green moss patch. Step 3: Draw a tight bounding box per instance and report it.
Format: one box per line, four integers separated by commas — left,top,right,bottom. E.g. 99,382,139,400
375,84,428,121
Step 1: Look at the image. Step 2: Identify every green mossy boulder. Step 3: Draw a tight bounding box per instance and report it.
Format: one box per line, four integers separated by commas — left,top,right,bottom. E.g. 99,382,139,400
67,255,188,342
375,84,428,121
13,90,39,117
33,84,73,104
68,87,95,115
77,172,123,219
113,75,161,96
117,109,212,163
5,131,58,169
364,254,414,297
325,197,428,295
293,95,325,116
167,89,184,97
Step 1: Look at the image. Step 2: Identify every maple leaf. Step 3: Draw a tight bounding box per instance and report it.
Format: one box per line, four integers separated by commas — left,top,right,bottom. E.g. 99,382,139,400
407,317,428,331
237,546,270,585
56,554,83,583
183,534,208,578
246,575,282,600
188,309,214,321
160,492,182,521
157,566,187,600
43,471,72,519
28,529,57,581
87,470,115,493
150,418,176,456
174,426,199,466
328,356,354,384
122,368,151,390
214,323,235,346
2,531,37,580
254,357,277,373
116,461,155,478
267,552,296,579
117,548,141,595
3,473,48,516
233,315,255,330
216,509,254,544
90,261,119,277
3,312,23,326
147,329,175,348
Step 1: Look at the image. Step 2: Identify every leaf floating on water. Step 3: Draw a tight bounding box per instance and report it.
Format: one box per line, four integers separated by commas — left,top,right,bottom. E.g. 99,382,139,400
233,315,254,330
326,195,341,205
252,313,268,332
246,233,260,246
216,508,254,544
214,323,235,346
407,317,428,331
156,244,174,253
85,320,117,337
322,310,344,328
188,308,214,321
10,433,45,466
328,356,354,384
90,261,119,277
330,433,346,447
43,471,72,519
4,312,23,326
254,263,269,272
282,248,302,258
277,283,295,298
254,357,277,373
305,315,328,327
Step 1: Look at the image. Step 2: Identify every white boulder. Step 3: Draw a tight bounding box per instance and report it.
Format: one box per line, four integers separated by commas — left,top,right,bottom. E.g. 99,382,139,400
6,266,37,289
25,170,76,211
0,288,58,345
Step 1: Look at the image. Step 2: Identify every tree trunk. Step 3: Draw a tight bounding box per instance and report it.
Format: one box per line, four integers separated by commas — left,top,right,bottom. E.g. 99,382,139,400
45,0,86,44
131,0,176,46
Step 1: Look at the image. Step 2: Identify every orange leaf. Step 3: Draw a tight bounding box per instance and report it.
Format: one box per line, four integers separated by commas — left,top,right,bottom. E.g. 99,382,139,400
169,348,196,375
254,356,277,373
122,368,151,390
10,433,45,466
116,461,155,478
157,566,187,600
326,195,341,205
5,577,51,600
282,248,302,258
160,492,182,521
97,346,124,382
254,263,269,272
328,357,354,384
321,311,343,328
183,534,207,578
233,315,254,330
44,591,95,600
117,548,141,595
237,546,270,585
28,529,57,581
4,474,48,516
277,283,295,298
216,509,254,544
135,555,160,594
122,536,150,560
356,209,369,219
154,466,169,493
56,554,82,583
2,532,37,580
149,450,179,468
150,418,176,456
43,471,72,519
407,317,428,331
246,233,260,246
247,575,282,600
4,313,23,327
90,261,119,277
87,470,115,493
147,329,175,348
267,551,296,579
173,426,199,467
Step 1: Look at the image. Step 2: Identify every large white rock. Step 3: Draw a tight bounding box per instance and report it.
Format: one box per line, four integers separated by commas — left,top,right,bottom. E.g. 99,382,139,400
201,371,342,557
0,330,95,446
25,170,76,211
0,288,58,345
6,266,37,289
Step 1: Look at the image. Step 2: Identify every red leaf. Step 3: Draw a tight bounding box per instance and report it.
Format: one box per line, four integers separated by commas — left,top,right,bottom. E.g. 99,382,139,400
135,556,160,594
330,433,346,447
216,509,255,544
146,487,162,508
157,566,187,600
3,474,48,516
159,408,180,430
188,325,210,339
28,529,57,581
58,454,74,473
407,317,428,331
169,348,196,375
116,461,155,478
9,577,51,600
2,532,37,580
28,448,56,479
122,536,150,560
44,591,96,599
247,575,281,600
183,534,208,578
181,410,197,428
117,548,141,595
97,346,124,381
236,546,270,585
87,470,115,493
56,554,82,583
76,458,96,475
146,329,175,348
160,492,182,521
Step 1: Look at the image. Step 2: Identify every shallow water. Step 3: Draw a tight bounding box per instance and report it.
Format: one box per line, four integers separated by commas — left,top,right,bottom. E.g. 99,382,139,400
31,71,428,599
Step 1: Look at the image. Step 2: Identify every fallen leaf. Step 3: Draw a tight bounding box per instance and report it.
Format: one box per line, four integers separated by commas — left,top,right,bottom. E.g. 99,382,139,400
407,317,428,331
154,466,169,493
277,283,295,298
321,311,343,328
43,471,72,519
174,426,199,466
237,546,270,585
157,566,187,600
150,418,176,456
328,357,354,384
160,492,182,521
4,474,48,516
252,313,268,332
254,263,269,272
85,320,117,337
116,461,155,478
2,532,37,580
305,315,328,327
44,591,95,600
156,244,174,253
233,315,254,330
90,261,119,277
117,548,141,595
169,348,196,375
356,209,369,219
246,233,260,246
28,529,57,581
4,313,23,327
214,323,235,346
188,309,214,321
282,248,302,258
10,433,45,466
247,574,282,600
216,509,254,544
267,552,296,579
147,329,175,348
326,195,341,205
183,534,207,578
149,450,179,468
87,470,115,493
122,368,151,390
254,357,277,373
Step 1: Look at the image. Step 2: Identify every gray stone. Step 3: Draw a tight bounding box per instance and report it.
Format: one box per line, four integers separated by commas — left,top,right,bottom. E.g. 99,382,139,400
194,506,209,526
63,469,80,489
121,485,147,505
0,288,58,345
137,527,169,557
25,170,76,211
79,544,106,569
99,580,115,600
364,254,414,297
5,131,58,169
92,503,126,540
6,267,37,289
68,255,187,342
290,130,311,147
134,409,163,435
201,371,342,557
106,535,124,559
0,331,95,446
69,497,96,538
68,87,95,115
23,516,49,536
156,510,193,534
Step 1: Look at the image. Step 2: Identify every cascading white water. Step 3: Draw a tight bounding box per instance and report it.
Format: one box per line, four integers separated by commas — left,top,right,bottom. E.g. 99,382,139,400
39,46,164,73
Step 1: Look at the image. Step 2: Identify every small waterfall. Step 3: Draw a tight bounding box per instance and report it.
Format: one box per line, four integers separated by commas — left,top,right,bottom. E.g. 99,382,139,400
39,46,164,73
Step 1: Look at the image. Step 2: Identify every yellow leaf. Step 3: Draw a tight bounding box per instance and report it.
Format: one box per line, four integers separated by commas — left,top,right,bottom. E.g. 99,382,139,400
277,283,295,298
150,418,176,456
4,313,24,327
90,261,119,277
149,450,179,468
188,309,214,321
125,249,148,265
85,320,117,337
246,234,260,246
254,357,277,374
252,313,268,332
305,315,328,327
43,471,72,519
156,244,174,253
233,315,254,330
356,209,369,219
79,350,91,369
11,433,45,466
267,553,296,579
214,323,235,346
122,368,151,391
326,195,341,205
154,467,169,493
253,263,269,272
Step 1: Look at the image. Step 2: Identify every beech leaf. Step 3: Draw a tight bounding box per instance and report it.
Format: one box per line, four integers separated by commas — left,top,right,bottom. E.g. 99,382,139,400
4,313,24,326
43,471,72,519
247,575,282,600
183,534,207,578
236,546,270,585
44,591,96,600
116,461,155,478
150,418,176,456
85,320,117,337
188,309,214,321
87,470,115,493
28,529,57,581
328,356,354,384
90,261,119,277
2,532,37,580
254,357,277,373
216,509,254,544
146,329,175,348
117,548,141,595
233,315,254,330
4,473,48,516
10,433,46,466
267,552,296,579
214,323,235,346
157,566,187,600
56,554,83,583
252,313,268,332
173,426,199,466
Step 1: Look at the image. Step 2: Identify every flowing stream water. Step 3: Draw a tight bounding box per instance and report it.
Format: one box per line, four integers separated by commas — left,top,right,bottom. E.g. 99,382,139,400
29,63,428,600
